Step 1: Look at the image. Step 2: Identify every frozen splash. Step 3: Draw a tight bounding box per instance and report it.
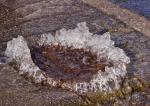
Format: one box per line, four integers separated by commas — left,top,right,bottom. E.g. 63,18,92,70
5,22,130,94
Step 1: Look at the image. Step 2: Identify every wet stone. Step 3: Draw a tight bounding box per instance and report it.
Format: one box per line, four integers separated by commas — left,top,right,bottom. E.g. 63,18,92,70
31,45,113,83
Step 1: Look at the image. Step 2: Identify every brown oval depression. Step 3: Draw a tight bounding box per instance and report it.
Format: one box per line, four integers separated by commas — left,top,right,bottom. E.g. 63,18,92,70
31,45,113,86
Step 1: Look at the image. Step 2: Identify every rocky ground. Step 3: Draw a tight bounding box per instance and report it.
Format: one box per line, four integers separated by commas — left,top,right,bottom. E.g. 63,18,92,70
0,0,150,106
110,0,150,19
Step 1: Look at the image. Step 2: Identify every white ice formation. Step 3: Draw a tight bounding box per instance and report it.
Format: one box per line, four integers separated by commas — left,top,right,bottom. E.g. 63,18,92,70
5,22,130,94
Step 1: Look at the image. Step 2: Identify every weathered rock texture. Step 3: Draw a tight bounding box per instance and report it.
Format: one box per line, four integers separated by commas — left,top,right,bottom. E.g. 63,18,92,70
0,0,149,105
82,0,150,37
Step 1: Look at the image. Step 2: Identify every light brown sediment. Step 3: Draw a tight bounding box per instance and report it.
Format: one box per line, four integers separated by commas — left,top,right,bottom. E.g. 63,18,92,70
82,0,150,37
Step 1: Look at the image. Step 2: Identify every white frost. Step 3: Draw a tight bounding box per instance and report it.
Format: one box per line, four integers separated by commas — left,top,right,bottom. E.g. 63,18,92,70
5,22,130,94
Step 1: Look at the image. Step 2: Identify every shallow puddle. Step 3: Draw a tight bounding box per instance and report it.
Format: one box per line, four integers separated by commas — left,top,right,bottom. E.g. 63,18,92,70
31,45,113,83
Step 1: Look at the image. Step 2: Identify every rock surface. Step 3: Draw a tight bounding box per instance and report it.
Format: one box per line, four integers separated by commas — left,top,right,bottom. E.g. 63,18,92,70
110,0,150,19
0,0,150,106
